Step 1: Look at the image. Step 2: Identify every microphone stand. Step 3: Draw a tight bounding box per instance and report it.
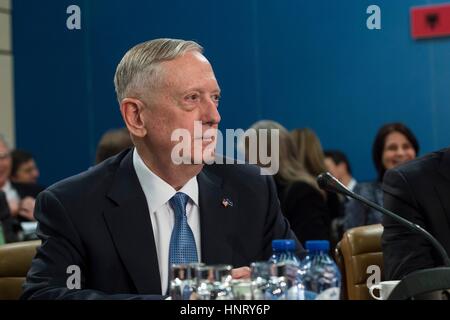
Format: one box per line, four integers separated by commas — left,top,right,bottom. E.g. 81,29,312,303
317,172,450,300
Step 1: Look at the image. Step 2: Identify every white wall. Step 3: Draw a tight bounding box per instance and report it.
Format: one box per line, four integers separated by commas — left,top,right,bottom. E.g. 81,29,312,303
0,0,14,147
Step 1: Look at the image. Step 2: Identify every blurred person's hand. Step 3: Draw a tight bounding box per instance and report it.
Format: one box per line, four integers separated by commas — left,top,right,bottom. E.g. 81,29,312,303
8,200,20,217
18,196,36,221
231,266,251,279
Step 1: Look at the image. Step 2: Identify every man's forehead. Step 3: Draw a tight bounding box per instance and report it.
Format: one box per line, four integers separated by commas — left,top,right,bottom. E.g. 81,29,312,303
161,56,218,89
21,160,36,167
163,51,212,72
191,51,209,63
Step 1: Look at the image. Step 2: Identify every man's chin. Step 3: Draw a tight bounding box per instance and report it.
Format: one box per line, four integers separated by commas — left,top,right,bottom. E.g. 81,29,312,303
170,156,214,166
170,143,217,165
201,154,217,165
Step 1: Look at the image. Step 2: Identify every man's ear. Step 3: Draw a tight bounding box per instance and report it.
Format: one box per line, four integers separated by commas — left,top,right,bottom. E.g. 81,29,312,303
120,98,147,138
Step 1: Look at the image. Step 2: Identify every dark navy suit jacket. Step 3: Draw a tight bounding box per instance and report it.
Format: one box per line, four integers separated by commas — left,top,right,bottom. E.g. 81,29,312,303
382,148,450,280
22,148,301,299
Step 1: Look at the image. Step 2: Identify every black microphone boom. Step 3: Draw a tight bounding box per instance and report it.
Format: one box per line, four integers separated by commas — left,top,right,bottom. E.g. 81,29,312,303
317,172,450,268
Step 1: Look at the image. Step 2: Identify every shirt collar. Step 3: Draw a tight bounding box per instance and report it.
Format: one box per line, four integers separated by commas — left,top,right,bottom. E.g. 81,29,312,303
1,180,13,192
347,178,357,191
132,148,199,213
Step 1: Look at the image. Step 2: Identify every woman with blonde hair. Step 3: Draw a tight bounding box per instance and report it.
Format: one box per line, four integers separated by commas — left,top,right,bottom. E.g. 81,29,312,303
246,120,331,244
291,128,344,244
290,128,328,177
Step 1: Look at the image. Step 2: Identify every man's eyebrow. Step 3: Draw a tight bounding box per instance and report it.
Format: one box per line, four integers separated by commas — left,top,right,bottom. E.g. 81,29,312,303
209,87,221,94
181,87,221,94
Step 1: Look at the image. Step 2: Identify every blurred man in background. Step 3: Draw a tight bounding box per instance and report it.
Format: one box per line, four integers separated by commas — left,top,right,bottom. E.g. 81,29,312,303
0,190,17,243
0,135,42,241
324,150,357,191
10,149,41,185
0,135,18,215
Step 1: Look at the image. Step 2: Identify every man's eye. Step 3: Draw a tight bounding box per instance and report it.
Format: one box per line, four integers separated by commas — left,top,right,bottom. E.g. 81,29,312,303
186,94,199,101
212,95,221,102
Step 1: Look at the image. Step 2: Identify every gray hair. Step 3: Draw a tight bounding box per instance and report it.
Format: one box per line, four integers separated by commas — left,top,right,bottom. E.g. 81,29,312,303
113,38,203,103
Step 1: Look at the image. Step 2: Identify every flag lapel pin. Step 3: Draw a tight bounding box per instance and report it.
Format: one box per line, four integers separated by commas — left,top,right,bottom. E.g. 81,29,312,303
221,198,233,208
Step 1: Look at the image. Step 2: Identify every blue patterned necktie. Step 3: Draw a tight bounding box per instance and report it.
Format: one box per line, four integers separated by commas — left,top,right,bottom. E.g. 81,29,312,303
168,192,198,265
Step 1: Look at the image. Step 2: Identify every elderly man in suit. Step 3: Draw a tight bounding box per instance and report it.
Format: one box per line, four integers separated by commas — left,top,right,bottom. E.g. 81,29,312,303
382,148,450,280
22,39,301,299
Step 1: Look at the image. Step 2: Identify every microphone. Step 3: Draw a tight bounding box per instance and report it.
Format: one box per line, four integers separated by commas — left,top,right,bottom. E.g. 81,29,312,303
317,172,450,268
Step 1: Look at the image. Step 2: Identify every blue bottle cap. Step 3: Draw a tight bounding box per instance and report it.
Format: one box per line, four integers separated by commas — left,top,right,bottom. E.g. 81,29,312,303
272,239,296,251
305,240,330,252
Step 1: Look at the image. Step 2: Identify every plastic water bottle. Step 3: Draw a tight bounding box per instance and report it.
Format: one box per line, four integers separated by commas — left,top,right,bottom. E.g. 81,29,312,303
269,239,301,266
299,240,341,300
264,263,289,300
268,239,302,300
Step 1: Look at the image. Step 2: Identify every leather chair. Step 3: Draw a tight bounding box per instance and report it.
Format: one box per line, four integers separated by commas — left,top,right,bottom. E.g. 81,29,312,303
0,240,41,300
334,224,384,300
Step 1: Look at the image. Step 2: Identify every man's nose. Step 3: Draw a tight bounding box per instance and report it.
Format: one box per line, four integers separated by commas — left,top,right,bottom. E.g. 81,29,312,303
202,98,221,125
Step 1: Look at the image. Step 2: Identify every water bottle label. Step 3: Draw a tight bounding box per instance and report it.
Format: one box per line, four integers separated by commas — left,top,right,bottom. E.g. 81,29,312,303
183,284,194,300
265,292,286,300
287,286,298,300
303,290,318,300
315,287,340,300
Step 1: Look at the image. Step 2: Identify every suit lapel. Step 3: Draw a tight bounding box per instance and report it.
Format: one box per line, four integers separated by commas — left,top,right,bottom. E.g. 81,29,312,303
433,149,450,250
103,150,161,294
437,149,450,183
198,168,235,265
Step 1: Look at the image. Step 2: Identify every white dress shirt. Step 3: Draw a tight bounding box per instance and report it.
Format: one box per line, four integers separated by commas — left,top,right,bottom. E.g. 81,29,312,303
132,148,201,294
1,180,20,204
347,178,357,192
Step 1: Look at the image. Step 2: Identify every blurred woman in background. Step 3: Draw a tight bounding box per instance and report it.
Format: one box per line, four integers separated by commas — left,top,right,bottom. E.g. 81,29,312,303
344,122,419,231
291,128,328,178
95,127,133,164
291,128,344,244
247,121,331,245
